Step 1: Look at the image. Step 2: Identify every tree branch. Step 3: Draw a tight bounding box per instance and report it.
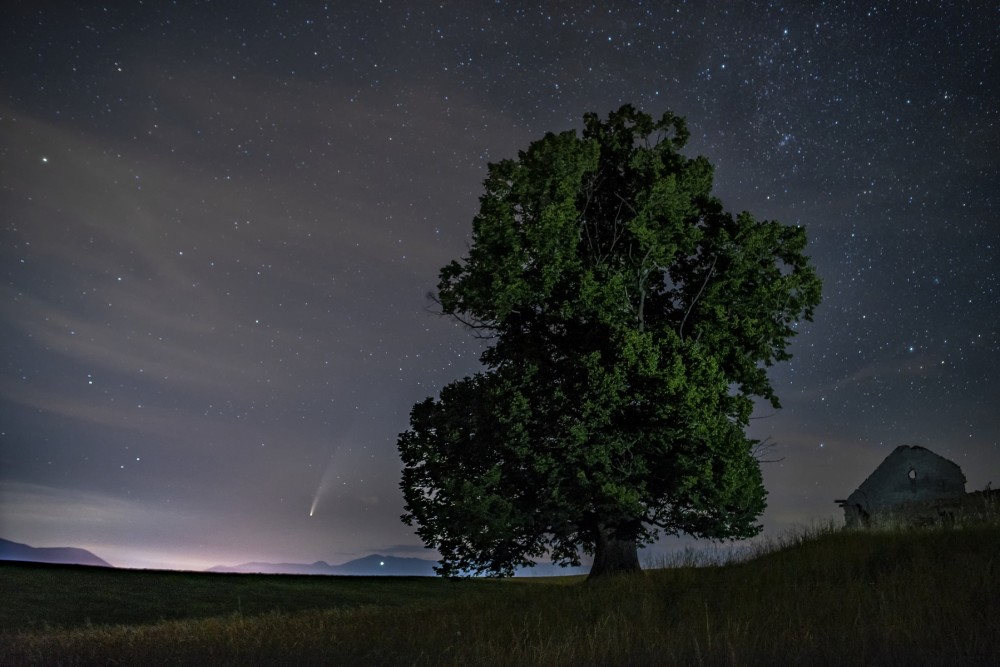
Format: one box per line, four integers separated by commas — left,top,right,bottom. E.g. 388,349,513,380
679,254,717,341
752,436,785,464
636,246,654,332
425,292,496,339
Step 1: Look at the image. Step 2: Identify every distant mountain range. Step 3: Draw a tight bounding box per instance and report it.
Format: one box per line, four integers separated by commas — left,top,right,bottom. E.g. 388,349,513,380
207,555,588,577
0,538,112,568
0,536,585,577
207,554,439,576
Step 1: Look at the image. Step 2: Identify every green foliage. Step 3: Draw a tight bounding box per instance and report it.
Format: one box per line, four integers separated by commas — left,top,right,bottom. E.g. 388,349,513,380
399,105,822,576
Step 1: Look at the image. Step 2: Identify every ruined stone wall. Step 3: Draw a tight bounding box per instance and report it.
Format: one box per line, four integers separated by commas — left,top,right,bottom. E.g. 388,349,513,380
839,445,968,527
851,489,1000,529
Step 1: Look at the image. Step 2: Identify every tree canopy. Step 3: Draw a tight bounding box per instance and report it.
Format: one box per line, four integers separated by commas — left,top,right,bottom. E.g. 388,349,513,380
398,105,822,577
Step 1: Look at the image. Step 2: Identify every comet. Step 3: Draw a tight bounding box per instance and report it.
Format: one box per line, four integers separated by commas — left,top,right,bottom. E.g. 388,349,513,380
308,451,339,517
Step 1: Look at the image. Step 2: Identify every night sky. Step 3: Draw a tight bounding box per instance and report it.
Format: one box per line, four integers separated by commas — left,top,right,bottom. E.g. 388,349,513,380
1,1,997,572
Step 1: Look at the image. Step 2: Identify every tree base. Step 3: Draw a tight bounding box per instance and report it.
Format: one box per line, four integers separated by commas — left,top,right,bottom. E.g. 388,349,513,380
589,527,641,579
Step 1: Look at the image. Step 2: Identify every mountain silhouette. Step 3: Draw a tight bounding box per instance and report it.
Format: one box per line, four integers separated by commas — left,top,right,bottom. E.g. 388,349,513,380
207,554,588,577
0,536,585,576
0,538,112,568
207,554,438,576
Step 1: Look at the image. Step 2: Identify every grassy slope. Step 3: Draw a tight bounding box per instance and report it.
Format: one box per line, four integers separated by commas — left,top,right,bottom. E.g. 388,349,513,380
0,562,503,632
2,525,998,666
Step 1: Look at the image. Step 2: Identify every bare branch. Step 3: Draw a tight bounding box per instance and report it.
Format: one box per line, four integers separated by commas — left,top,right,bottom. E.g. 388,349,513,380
614,191,639,216
635,245,654,331
679,254,717,341
425,291,496,339
752,436,785,464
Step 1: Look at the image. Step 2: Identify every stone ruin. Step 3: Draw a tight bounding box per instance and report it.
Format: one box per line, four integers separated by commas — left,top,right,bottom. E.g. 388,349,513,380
835,445,993,528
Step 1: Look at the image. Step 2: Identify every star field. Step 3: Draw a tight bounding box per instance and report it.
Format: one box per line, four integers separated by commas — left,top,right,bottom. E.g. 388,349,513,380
1,1,997,570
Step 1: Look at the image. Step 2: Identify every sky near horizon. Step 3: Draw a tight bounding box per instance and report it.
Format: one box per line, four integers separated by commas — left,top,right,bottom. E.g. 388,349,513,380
1,1,997,572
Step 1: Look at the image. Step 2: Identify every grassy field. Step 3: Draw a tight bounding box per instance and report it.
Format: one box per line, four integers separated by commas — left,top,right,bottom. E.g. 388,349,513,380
2,524,998,666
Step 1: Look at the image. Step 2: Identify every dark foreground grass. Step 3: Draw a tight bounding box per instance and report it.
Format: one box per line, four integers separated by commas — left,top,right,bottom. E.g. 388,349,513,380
0,561,500,632
3,525,998,666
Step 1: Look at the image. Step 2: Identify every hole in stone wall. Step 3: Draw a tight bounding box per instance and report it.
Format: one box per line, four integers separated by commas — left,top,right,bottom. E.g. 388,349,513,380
908,468,917,480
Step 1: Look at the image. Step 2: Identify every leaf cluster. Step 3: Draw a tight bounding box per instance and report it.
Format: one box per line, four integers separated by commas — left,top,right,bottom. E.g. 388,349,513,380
399,105,822,576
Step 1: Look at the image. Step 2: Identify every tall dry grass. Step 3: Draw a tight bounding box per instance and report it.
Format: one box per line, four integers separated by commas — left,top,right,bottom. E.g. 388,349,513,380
3,522,998,666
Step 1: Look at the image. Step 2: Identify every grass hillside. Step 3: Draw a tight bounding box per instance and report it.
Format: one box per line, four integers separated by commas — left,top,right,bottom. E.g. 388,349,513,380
2,524,998,666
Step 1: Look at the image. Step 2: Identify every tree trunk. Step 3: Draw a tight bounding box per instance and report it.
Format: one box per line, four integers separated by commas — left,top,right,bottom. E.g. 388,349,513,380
588,525,641,579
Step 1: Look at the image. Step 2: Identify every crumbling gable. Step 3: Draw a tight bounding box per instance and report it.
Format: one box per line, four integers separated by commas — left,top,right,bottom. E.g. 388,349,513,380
836,445,966,527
